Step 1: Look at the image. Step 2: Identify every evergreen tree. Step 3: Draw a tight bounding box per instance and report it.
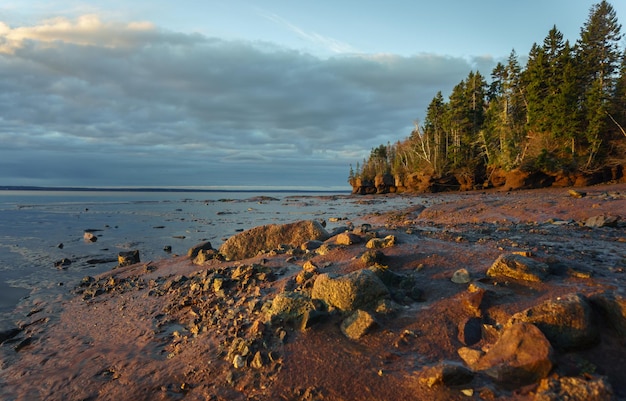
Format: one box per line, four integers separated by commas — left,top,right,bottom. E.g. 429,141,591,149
576,0,623,167
423,91,448,174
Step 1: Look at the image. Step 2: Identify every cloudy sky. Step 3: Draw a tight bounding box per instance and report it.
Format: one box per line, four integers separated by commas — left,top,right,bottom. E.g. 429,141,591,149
1,1,624,190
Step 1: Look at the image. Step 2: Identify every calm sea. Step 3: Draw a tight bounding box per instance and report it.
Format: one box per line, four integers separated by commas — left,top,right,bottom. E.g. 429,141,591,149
0,189,414,329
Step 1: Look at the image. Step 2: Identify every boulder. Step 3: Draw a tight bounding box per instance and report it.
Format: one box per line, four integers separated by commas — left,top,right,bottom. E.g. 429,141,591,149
508,293,598,349
118,250,140,267
219,220,330,260
360,249,385,265
311,269,389,312
187,241,213,258
266,291,323,329
340,309,378,340
589,291,626,337
365,235,397,249
534,375,615,401
336,232,362,246
487,254,549,282
472,323,553,388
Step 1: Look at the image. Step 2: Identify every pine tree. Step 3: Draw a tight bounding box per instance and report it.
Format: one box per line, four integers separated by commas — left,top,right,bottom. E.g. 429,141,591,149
576,0,623,168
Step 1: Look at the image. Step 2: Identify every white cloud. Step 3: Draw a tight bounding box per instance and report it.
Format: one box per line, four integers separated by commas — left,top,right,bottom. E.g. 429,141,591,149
0,15,491,188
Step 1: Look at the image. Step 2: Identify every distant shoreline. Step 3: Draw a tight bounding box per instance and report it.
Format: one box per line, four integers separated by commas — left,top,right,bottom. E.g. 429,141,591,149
0,186,348,194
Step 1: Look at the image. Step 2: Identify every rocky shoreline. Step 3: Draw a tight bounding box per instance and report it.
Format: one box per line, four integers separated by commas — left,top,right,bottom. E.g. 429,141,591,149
1,183,625,400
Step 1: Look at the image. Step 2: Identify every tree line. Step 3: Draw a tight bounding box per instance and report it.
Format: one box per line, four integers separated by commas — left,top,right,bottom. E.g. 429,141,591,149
350,1,626,186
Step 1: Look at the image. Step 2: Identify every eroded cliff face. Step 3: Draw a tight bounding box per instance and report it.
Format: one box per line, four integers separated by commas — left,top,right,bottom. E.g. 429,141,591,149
351,164,626,194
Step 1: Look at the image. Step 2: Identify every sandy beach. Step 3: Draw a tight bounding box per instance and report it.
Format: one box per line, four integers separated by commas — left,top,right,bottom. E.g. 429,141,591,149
1,183,625,400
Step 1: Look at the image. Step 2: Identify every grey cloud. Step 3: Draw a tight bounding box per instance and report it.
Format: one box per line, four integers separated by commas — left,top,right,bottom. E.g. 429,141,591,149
0,16,493,188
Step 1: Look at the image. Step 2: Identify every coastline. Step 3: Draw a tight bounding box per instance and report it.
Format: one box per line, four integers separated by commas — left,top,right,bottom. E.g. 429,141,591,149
1,183,625,400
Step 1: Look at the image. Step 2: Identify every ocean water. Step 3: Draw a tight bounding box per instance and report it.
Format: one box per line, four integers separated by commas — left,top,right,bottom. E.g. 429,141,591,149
0,189,416,328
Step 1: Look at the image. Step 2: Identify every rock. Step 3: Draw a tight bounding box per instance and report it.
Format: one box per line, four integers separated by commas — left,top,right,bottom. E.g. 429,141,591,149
458,317,482,346
473,323,553,388
360,249,385,265
589,291,626,337
534,375,615,401
219,220,330,260
266,291,322,328
311,269,389,312
301,240,323,251
353,224,372,235
585,215,619,228
163,245,172,253
118,250,140,267
233,354,245,369
340,309,377,340
487,254,549,282
193,249,223,265
418,361,474,388
508,293,598,349
568,189,587,198
250,351,265,369
365,235,397,249
451,268,470,284
457,347,483,368
54,258,72,268
83,231,97,242
336,232,361,246
187,241,213,258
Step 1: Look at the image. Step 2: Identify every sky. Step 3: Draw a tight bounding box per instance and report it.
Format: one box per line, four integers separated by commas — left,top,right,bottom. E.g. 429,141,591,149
1,1,625,190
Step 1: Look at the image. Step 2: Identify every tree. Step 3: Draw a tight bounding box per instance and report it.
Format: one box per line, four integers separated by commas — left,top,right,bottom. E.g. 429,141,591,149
576,0,623,167
483,51,527,169
422,91,448,174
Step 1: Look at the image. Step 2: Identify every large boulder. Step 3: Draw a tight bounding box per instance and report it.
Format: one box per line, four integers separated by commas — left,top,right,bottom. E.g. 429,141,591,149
508,293,598,350
487,254,550,283
589,291,626,337
311,269,389,312
219,220,330,260
466,323,553,388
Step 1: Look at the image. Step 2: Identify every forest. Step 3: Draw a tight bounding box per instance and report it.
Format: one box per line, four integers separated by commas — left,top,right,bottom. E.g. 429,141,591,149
349,1,626,193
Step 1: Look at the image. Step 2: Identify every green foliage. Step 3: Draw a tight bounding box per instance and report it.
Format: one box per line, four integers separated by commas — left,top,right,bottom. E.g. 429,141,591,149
351,1,626,184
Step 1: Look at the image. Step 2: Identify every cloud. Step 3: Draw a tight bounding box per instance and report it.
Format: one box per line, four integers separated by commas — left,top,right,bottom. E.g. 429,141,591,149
0,15,492,188
259,11,358,55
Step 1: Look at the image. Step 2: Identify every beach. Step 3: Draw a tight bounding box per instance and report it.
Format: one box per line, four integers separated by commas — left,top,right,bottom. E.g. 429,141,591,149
1,184,625,400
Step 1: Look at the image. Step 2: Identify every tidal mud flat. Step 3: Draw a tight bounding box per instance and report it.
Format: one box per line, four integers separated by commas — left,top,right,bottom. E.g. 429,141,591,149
1,184,625,400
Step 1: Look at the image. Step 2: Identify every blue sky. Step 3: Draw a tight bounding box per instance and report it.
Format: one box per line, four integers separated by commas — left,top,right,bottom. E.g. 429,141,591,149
0,1,624,189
